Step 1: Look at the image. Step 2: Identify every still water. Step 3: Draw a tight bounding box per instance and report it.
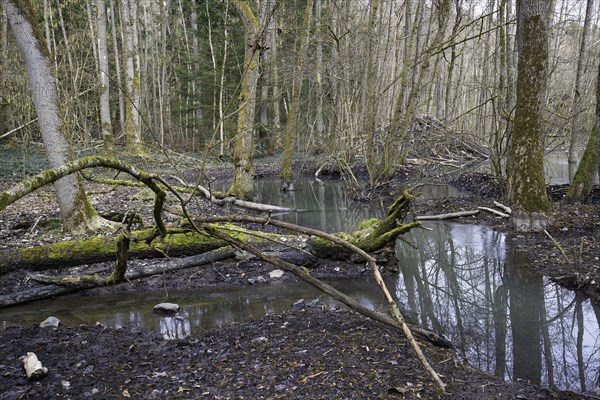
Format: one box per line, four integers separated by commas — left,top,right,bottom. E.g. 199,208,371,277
1,177,598,392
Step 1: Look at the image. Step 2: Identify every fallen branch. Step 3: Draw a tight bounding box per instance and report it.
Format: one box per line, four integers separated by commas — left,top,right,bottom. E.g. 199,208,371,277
477,207,510,218
493,201,512,214
1,247,236,308
170,176,297,213
197,221,447,390
416,210,479,220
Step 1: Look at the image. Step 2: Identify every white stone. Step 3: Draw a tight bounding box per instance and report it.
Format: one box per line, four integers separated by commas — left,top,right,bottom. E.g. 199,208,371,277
268,269,285,279
39,316,61,328
153,303,180,313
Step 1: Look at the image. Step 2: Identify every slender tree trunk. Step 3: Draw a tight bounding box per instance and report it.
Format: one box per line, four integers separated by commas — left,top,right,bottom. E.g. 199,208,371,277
108,0,125,132
55,0,75,91
568,0,594,181
258,0,271,156
280,0,314,191
507,0,551,231
493,0,508,194
365,0,380,188
271,2,281,144
85,0,99,76
121,0,145,156
97,0,114,155
218,1,229,157
4,0,107,234
190,0,202,137
0,3,7,135
314,0,324,151
228,0,260,199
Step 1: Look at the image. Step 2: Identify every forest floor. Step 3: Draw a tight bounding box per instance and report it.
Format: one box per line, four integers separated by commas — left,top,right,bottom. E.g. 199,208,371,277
0,153,598,399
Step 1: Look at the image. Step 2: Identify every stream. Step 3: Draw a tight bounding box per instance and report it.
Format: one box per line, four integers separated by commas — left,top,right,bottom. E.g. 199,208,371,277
1,166,599,393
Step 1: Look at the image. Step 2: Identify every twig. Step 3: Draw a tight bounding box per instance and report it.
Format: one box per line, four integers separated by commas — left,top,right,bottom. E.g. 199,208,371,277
543,229,572,264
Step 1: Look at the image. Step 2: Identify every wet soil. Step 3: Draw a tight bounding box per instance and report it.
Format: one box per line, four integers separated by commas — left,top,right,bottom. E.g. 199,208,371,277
0,157,597,399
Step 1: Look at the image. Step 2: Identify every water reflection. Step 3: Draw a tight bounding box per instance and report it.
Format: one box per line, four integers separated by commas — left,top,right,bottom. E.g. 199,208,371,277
395,222,600,392
1,220,597,392
212,178,465,232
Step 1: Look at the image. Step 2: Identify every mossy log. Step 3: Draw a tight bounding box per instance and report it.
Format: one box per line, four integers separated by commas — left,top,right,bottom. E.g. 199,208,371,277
310,190,419,257
0,226,264,276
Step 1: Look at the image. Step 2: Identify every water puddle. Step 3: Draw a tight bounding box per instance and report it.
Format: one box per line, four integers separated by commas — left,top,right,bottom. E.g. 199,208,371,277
395,222,600,392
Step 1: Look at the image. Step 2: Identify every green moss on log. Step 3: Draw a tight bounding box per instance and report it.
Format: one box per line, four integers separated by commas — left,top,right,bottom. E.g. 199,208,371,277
310,191,419,256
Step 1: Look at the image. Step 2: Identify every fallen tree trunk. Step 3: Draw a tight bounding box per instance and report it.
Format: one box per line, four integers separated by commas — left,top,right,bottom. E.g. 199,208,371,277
1,199,416,276
0,247,236,308
0,227,237,275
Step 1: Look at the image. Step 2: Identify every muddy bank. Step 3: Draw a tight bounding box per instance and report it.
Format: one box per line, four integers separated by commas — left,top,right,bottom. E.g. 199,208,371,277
0,305,586,400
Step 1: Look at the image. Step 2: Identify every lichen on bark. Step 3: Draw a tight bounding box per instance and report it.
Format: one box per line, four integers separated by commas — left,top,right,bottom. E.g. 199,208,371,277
506,4,551,230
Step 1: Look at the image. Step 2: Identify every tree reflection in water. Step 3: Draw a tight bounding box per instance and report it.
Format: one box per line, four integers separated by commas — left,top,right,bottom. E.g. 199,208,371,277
394,222,600,392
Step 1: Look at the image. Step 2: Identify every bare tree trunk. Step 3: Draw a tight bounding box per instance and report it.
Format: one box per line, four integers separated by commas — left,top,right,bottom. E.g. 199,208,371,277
568,0,594,181
121,0,145,156
97,0,114,155
568,40,600,202
314,0,324,151
507,0,551,231
108,0,125,132
3,0,108,234
190,0,202,137
85,0,99,76
280,0,314,191
271,2,281,143
228,0,260,199
55,0,75,90
0,3,7,135
493,0,509,194
365,0,380,188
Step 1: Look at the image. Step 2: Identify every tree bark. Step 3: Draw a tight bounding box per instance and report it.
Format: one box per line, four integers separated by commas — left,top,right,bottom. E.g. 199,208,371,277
280,0,314,191
566,36,600,203
506,0,551,231
568,0,594,180
228,0,260,199
121,0,145,156
3,0,108,235
97,0,114,155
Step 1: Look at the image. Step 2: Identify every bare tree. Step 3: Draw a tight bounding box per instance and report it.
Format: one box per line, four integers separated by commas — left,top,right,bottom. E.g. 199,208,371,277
280,0,314,191
228,0,260,199
3,0,110,234
121,0,145,156
97,0,114,155
568,0,594,180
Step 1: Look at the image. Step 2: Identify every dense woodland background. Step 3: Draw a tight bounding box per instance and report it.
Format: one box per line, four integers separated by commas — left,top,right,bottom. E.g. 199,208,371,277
0,0,598,187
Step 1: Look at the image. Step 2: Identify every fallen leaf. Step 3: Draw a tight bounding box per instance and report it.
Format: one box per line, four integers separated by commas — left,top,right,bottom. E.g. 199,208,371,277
122,388,131,398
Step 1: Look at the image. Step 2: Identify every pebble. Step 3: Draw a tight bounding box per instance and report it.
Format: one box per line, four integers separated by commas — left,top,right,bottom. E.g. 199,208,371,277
39,316,61,328
248,276,267,284
268,269,285,279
